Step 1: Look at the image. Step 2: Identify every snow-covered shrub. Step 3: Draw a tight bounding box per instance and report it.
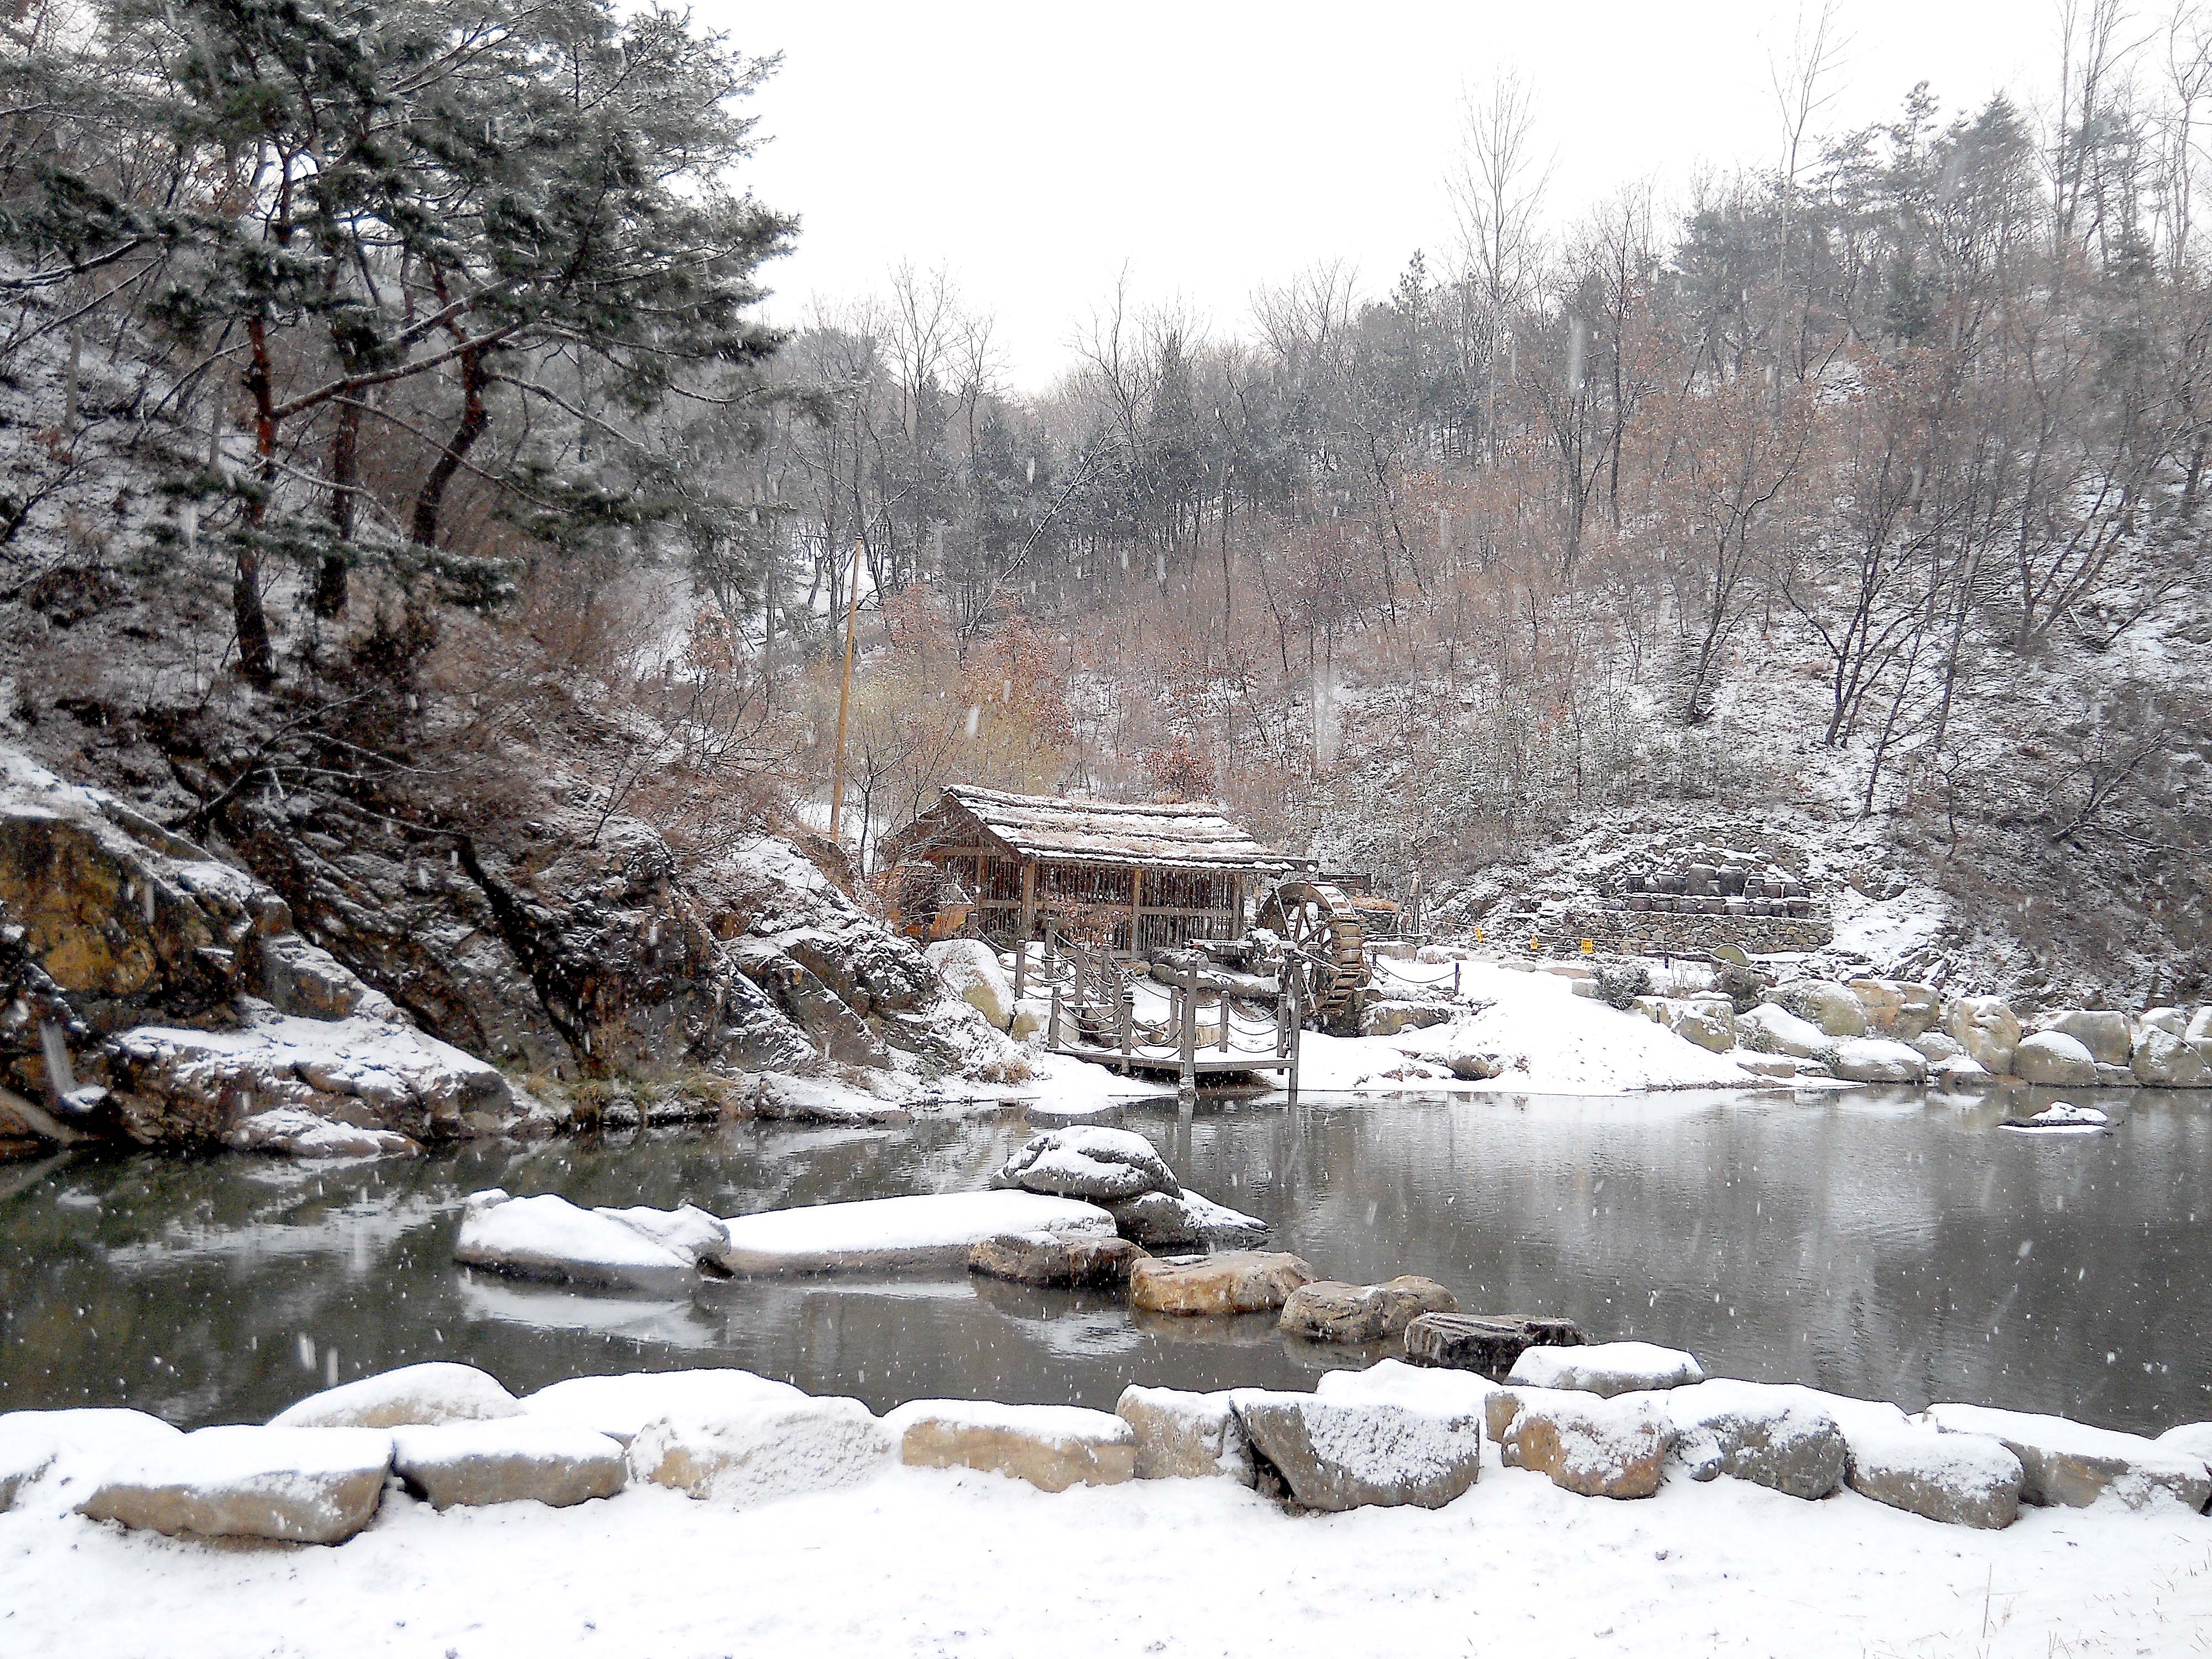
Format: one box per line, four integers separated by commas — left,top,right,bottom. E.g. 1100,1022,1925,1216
1595,961,1652,1011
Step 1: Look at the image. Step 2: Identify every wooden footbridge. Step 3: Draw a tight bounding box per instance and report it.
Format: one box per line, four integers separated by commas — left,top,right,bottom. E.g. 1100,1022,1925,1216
1036,933,1302,1100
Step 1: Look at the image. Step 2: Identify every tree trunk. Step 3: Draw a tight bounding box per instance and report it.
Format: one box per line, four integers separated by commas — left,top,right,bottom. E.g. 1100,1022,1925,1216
314,395,361,618
411,347,489,548
236,319,279,687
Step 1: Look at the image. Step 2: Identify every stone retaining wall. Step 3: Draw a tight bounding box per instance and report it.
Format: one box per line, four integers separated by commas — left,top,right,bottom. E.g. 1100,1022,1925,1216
1550,908,1834,957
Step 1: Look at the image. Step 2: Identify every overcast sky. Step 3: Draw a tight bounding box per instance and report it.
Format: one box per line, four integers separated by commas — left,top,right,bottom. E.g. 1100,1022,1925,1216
711,1,2053,389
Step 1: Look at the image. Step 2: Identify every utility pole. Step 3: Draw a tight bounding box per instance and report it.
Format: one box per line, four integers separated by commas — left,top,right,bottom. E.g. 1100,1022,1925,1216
827,539,863,854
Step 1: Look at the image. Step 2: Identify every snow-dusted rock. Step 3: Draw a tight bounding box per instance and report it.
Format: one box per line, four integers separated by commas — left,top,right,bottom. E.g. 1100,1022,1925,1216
2140,1007,2188,1037
1508,1341,1704,1397
1911,1030,1966,1063
1128,1250,1314,1316
2011,1031,2100,1087
1926,1404,2212,1511
2154,1422,2212,1468
270,1361,523,1430
991,1125,1179,1202
2132,1027,2212,1088
1361,999,1453,1036
2037,1009,2133,1066
1845,1419,2025,1528
1658,997,1735,1053
1278,1276,1458,1344
0,1408,181,1516
967,1228,1142,1286
752,1073,914,1125
1106,1188,1269,1249
1738,1002,1831,1059
1771,980,1868,1039
1663,1380,1846,1500
1847,979,1942,1039
886,1399,1136,1491
1315,1359,1496,1435
1829,1037,1929,1084
2004,1101,2110,1132
629,1396,893,1506
1493,1387,1673,1499
592,1204,729,1269
77,1425,393,1543
1232,1392,1483,1511
523,1368,808,1446
2190,1007,2212,1045
392,1420,627,1509
1114,1386,1254,1481
453,1190,697,1292
1944,996,2023,1074
227,1107,421,1159
714,1190,1116,1274
1405,1312,1585,1376
924,939,1015,1028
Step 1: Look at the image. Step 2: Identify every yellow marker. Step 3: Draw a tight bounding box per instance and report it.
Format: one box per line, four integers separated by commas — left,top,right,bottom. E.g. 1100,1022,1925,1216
1580,938,1595,954
1528,936,1541,953
1474,928,1484,943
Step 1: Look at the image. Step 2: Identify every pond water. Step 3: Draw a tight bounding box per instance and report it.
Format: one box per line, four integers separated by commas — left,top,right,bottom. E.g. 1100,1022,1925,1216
3,1085,2208,1435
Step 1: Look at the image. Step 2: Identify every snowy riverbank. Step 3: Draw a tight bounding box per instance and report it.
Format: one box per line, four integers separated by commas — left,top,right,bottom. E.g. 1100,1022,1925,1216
4,1417,2208,1658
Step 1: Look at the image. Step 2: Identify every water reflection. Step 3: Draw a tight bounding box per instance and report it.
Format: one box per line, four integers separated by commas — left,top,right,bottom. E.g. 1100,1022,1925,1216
1,1087,2206,1433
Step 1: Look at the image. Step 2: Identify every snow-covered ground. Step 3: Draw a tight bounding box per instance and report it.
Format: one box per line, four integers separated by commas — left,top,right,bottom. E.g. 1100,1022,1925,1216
4,1426,2206,1657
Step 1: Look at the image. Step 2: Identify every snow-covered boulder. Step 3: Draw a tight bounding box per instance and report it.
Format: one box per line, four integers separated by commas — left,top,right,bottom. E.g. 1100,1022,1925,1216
1658,997,1735,1053
2132,1027,2212,1088
1232,1392,1483,1511
77,1426,393,1544
1771,980,1868,1039
1738,1002,1831,1059
924,938,1015,1029
1405,1312,1586,1376
392,1420,627,1510
591,1204,729,1269
1106,1188,1269,1249
453,1190,698,1293
2140,1007,2188,1037
2154,1422,2212,1468
1845,1419,2025,1528
752,1073,914,1125
2011,1031,2100,1087
1278,1276,1458,1344
269,1361,524,1430
1129,1251,1314,1316
1943,996,2022,1074
967,1229,1142,1287
991,1125,1179,1202
2037,1009,2133,1066
2004,1101,2110,1133
1507,1342,1704,1397
1114,1386,1254,1481
1663,1380,1846,1500
228,1107,421,1159
629,1396,893,1505
1829,1037,1929,1084
0,1408,181,1517
523,1368,809,1446
1847,979,1942,1039
2191,1008,2212,1045
714,1190,1116,1274
886,1399,1136,1492
1926,1404,2212,1511
1492,1387,1673,1499
1315,1359,1496,1435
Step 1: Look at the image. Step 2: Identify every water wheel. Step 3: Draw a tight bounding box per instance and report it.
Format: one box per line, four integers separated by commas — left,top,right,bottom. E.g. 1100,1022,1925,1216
1256,879,1368,1022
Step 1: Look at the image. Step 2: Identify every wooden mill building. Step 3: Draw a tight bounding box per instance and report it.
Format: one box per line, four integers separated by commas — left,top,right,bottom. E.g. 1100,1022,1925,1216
881,786,1299,957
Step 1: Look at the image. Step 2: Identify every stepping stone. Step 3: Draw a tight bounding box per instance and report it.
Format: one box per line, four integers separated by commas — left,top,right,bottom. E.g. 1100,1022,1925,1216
1926,1404,2211,1511
1491,1387,1672,1500
715,1190,1115,1274
885,1399,1135,1492
77,1425,393,1544
1232,1392,1482,1512
1114,1386,1254,1481
270,1361,524,1429
1404,1312,1584,1378
1663,1380,1846,1500
630,1396,894,1506
1278,1277,1458,1344
1128,1251,1314,1316
967,1229,1143,1287
523,1368,810,1446
1508,1340,1703,1397
1314,1358,1496,1434
392,1420,627,1509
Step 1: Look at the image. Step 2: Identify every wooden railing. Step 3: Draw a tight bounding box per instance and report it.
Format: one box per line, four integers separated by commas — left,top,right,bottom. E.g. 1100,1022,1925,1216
1039,930,1301,1099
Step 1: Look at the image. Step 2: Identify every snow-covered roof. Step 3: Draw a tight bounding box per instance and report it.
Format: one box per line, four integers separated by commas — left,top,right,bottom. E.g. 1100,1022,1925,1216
912,786,1297,873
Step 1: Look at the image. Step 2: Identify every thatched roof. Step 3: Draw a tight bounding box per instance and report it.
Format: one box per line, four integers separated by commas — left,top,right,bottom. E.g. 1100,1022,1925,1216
898,786,1298,873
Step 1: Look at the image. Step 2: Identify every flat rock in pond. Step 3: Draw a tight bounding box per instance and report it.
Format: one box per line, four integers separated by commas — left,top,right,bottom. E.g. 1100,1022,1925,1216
1128,1251,1314,1316
1315,1359,1497,1434
1233,1392,1481,1511
1404,1312,1585,1378
992,1125,1179,1202
269,1361,524,1430
967,1229,1142,1287
1844,1420,2024,1529
77,1425,393,1544
1114,1385,1254,1481
392,1420,626,1509
453,1190,698,1293
886,1399,1135,1492
1493,1387,1673,1499
1107,1188,1268,1249
523,1368,810,1446
592,1204,730,1269
1278,1277,1458,1344
714,1190,1115,1274
1926,1403,2211,1511
1508,1340,1704,1397
1663,1379,1846,1499
629,1396,894,1506
2002,1101,2110,1133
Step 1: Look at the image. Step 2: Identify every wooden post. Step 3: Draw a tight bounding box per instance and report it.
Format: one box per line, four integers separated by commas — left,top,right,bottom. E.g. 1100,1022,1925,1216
1128,867,1143,959
826,539,863,849
1219,983,1230,1053
1049,978,1063,1052
1120,975,1133,1056
1178,959,1197,1102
